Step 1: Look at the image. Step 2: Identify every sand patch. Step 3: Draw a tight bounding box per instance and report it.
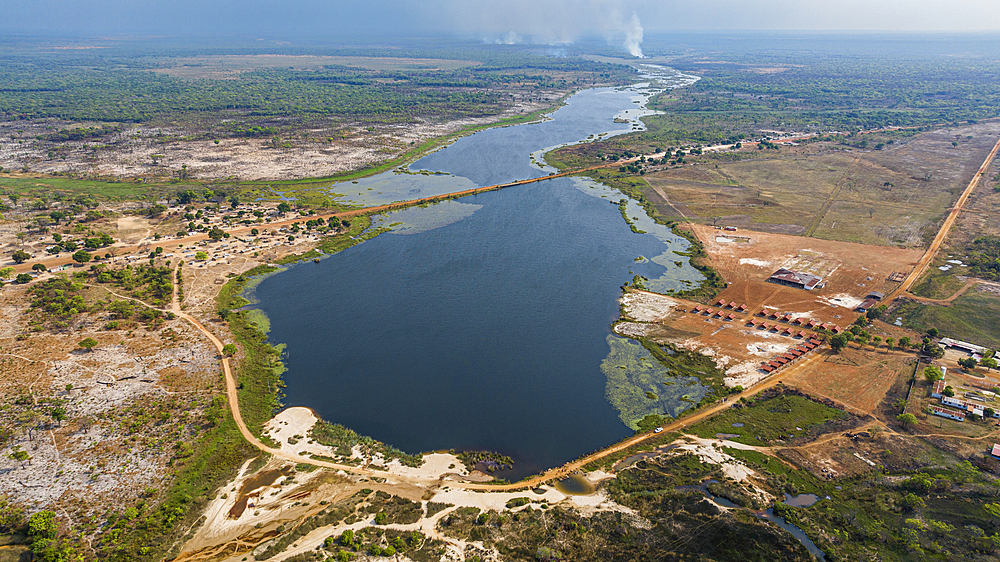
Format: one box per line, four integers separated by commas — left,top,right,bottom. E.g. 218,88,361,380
620,291,681,322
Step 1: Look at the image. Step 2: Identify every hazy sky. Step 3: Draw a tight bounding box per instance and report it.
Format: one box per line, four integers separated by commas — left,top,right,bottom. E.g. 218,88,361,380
5,0,1000,37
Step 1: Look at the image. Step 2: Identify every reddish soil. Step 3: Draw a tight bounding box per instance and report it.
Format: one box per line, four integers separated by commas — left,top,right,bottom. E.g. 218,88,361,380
780,346,916,415
689,224,924,324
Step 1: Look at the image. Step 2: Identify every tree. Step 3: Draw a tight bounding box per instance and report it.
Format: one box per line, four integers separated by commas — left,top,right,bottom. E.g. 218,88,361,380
943,386,955,397
78,338,98,352
72,250,91,263
959,357,978,370
923,366,943,382
11,249,30,263
208,227,225,241
982,357,999,372
195,251,208,260
177,190,199,205
886,337,895,350
901,492,925,510
222,344,237,356
277,202,291,214
8,448,30,468
50,407,67,424
830,334,849,353
899,336,911,349
922,341,944,358
32,263,46,272
897,413,918,428
48,211,66,224
0,267,13,278
866,304,887,320
28,510,56,539
927,327,939,338
15,273,31,284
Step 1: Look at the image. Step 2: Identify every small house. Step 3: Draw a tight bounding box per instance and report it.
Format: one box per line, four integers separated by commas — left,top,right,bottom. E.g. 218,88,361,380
931,379,947,399
931,406,966,422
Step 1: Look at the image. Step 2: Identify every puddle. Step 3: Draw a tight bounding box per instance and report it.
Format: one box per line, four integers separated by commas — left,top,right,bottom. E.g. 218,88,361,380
228,466,294,518
554,474,596,495
759,509,826,560
715,433,741,439
614,444,677,470
731,423,745,428
680,481,825,559
783,493,819,507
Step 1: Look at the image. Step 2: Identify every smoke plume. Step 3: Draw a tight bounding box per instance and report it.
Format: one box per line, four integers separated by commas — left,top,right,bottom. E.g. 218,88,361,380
453,0,646,57
622,12,644,57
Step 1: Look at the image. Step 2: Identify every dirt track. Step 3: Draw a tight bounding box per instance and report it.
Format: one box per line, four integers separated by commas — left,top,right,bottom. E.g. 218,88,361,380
902,279,1000,305
888,134,1000,300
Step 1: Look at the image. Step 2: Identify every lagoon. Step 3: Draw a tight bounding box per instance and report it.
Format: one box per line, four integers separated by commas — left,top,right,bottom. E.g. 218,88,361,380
252,71,707,479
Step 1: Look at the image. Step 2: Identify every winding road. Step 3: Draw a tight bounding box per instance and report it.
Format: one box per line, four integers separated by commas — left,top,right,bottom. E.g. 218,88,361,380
166,250,828,491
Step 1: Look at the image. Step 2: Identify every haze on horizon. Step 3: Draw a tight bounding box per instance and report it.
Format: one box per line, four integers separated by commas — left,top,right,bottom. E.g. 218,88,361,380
4,0,1000,61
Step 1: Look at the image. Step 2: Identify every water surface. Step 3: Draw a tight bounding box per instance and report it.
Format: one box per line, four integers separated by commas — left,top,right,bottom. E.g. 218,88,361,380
253,71,707,479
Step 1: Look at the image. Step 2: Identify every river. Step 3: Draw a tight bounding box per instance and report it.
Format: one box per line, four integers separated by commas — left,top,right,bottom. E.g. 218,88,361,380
251,66,707,479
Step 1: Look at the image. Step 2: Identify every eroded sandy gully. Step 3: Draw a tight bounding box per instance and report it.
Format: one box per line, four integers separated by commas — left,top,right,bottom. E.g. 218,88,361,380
183,406,779,562
182,406,650,562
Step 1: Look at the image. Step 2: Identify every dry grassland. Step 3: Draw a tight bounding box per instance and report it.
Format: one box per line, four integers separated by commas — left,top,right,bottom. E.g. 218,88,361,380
645,122,1000,246
152,55,478,80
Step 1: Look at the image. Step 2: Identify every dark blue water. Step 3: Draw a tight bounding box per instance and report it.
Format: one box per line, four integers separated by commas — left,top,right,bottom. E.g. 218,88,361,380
253,82,704,479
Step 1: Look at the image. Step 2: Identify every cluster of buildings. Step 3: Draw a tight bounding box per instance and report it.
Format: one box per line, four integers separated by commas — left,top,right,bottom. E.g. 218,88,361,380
759,337,824,374
929,370,1000,422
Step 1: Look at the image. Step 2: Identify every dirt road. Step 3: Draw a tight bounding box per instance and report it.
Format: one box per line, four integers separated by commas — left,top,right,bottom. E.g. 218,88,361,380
888,134,1000,301
902,278,1000,305
162,254,828,491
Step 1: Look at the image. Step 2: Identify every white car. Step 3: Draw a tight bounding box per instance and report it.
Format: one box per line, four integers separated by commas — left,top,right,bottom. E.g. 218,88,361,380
654,427,663,433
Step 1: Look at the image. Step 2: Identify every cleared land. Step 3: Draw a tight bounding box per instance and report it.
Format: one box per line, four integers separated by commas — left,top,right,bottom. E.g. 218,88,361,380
780,346,916,415
687,223,922,317
642,122,1000,246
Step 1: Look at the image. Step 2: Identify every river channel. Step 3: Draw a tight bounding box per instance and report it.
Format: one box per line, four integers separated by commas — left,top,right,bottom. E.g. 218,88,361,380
251,66,708,479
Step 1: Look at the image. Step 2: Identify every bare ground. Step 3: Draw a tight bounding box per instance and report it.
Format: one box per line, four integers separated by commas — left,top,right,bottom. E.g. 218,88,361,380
0,97,561,182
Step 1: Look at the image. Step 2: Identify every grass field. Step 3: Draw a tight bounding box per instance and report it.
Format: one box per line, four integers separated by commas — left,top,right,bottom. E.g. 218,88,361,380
909,156,1000,298
896,288,1000,349
691,391,848,446
641,122,1000,247
0,175,201,201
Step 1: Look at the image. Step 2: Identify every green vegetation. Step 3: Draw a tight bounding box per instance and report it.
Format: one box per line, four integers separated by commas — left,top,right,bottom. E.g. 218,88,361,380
82,266,280,561
23,265,175,331
435,453,813,561
0,45,630,124
456,451,514,473
896,291,1000,350
667,224,727,301
690,388,850,446
658,46,1000,137
601,335,714,429
309,420,422,468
